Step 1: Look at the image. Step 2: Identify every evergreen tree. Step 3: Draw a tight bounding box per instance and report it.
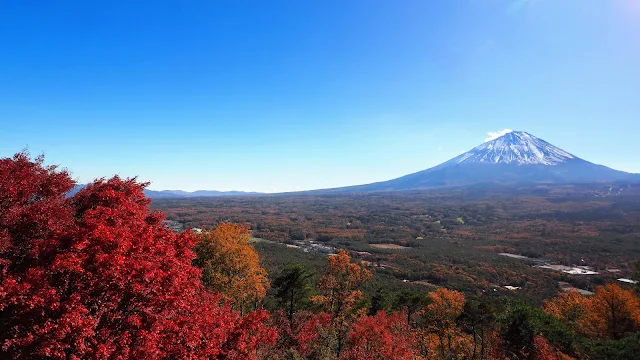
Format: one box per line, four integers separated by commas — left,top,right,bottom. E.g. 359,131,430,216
273,264,313,323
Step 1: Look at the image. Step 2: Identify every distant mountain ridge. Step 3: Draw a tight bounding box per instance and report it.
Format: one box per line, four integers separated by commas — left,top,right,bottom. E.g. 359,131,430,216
145,189,261,198
68,185,260,198
316,131,640,193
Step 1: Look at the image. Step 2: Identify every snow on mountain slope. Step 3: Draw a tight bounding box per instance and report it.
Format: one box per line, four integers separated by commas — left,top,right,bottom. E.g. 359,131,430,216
447,131,575,166
313,130,640,193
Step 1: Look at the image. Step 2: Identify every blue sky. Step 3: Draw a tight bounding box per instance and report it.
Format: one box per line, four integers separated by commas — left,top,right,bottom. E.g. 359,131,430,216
1,0,639,192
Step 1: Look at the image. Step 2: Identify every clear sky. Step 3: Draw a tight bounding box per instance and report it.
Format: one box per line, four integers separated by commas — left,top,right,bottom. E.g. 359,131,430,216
1,0,639,192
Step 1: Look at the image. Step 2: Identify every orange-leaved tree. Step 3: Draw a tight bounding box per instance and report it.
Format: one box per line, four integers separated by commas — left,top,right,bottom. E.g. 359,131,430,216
543,290,591,334
416,288,470,359
311,249,372,357
312,249,372,319
544,283,640,340
193,222,269,314
587,283,640,339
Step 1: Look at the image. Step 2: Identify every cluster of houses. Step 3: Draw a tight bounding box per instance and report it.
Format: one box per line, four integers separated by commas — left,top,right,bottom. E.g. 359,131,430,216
534,264,599,275
283,241,377,262
284,241,336,254
498,252,639,292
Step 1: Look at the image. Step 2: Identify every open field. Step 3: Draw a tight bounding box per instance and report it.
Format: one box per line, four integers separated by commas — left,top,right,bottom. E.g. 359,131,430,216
370,243,411,250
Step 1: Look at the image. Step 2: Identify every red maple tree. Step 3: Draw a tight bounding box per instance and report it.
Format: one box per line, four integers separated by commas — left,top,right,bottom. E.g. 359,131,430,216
342,311,417,360
0,152,275,359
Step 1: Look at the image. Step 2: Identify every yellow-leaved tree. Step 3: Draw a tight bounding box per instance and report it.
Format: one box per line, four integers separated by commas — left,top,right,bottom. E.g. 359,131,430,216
193,222,269,314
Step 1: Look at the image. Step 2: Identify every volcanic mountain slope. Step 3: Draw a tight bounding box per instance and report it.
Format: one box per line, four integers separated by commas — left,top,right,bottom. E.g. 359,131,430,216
324,131,640,192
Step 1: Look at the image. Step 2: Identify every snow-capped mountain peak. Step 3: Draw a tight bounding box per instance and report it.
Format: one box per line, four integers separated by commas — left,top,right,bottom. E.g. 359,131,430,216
314,130,639,193
451,131,575,166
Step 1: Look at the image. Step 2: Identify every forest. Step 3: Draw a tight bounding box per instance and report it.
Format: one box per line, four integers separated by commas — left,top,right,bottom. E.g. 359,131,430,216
2,152,640,359
154,185,640,304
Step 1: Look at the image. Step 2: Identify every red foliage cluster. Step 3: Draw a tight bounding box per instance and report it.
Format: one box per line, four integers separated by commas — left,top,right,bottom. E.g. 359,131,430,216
0,153,275,359
262,310,334,359
342,311,415,360
531,336,574,360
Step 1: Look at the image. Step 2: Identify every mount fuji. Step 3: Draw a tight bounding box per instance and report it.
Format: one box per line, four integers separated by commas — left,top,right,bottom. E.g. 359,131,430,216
323,131,639,192
447,131,575,166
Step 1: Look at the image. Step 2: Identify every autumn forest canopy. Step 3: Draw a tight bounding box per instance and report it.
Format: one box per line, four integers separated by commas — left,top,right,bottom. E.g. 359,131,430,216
2,152,640,359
